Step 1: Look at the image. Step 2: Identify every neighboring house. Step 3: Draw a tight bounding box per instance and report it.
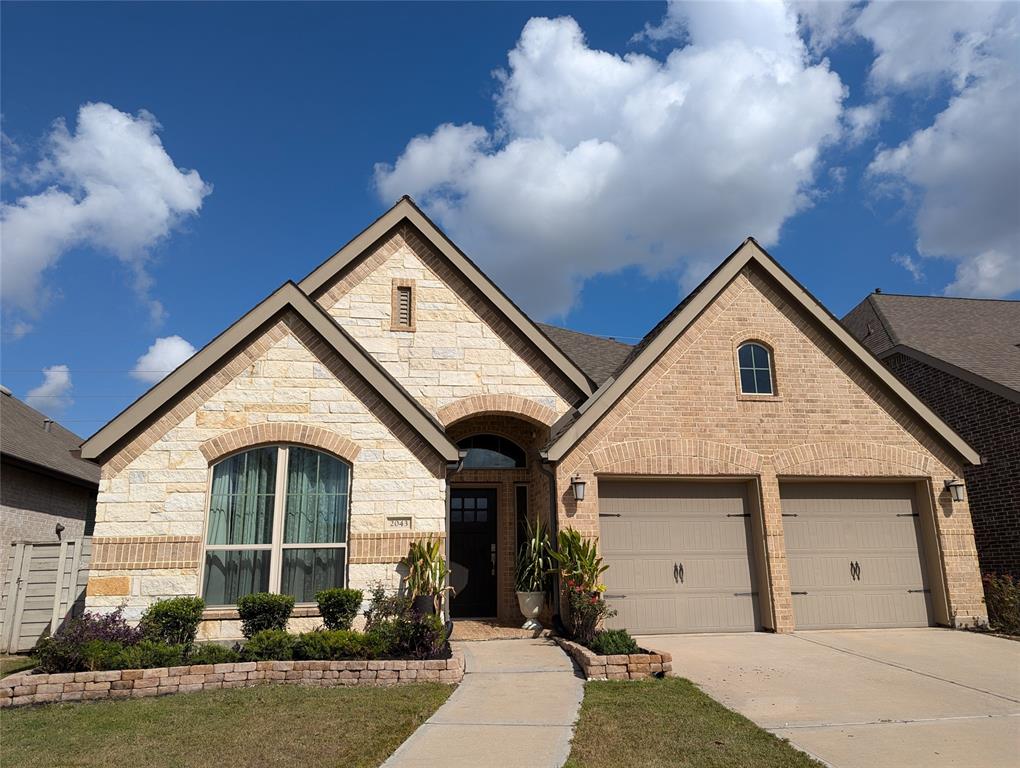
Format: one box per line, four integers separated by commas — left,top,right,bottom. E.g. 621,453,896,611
844,293,1020,578
79,197,987,640
1,386,99,577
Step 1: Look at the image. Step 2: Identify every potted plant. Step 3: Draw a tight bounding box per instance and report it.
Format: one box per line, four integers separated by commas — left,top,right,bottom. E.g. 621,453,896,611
400,539,454,615
515,517,552,629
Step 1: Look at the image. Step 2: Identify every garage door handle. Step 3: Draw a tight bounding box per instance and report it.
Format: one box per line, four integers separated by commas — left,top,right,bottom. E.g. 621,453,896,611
850,561,861,581
791,591,808,595
605,594,627,599
678,562,684,584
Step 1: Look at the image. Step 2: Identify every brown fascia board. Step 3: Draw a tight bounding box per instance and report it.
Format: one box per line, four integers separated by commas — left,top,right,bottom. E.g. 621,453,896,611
298,196,595,398
876,344,1020,405
546,239,982,466
80,282,459,463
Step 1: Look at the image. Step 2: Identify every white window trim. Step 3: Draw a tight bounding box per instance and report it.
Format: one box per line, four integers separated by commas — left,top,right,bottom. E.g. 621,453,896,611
198,444,352,607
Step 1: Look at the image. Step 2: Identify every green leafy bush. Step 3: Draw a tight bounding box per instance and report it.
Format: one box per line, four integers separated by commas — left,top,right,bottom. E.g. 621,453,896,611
80,640,127,671
139,597,205,648
563,584,616,647
33,609,143,673
237,593,295,638
589,629,640,656
113,640,186,670
293,630,387,661
242,629,295,661
984,573,1020,635
363,582,411,631
316,588,363,631
187,643,241,665
370,613,446,660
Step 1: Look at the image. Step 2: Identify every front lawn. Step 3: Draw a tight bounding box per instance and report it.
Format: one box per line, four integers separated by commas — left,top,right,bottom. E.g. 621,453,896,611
2,682,452,768
564,677,821,768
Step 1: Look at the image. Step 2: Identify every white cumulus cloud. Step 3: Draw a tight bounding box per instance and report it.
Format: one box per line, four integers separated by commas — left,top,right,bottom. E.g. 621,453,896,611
1,103,212,325
131,335,197,384
376,3,845,317
858,1,1020,297
25,364,73,413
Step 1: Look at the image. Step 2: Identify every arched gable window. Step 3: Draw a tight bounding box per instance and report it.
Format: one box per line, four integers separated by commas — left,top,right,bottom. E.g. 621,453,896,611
457,434,526,469
737,342,775,395
202,445,351,606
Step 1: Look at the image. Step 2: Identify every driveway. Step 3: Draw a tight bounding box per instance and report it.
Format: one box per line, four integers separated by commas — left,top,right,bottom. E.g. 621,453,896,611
638,629,1020,768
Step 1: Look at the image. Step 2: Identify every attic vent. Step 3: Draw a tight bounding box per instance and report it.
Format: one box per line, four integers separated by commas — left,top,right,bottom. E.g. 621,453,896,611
391,280,415,331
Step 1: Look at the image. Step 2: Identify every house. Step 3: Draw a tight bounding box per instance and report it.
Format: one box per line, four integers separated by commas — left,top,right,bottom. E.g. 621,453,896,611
1,386,99,578
843,293,1020,578
79,197,987,639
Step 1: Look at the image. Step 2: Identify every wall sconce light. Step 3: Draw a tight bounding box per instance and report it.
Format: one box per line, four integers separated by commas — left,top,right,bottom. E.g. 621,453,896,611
944,478,966,503
570,474,586,502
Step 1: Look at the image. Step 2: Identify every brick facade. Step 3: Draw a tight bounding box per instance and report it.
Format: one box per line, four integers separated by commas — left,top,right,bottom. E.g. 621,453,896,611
555,266,987,631
883,353,1020,577
0,461,96,577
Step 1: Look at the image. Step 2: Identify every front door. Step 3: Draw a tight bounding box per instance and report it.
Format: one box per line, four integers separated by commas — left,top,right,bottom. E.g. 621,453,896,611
449,488,497,617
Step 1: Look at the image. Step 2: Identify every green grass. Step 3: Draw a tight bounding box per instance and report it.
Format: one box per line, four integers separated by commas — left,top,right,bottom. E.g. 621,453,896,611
0,655,34,677
564,677,822,768
2,683,452,768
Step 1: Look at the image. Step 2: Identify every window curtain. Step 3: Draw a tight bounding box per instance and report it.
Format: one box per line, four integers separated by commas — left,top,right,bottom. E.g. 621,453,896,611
207,447,277,545
284,448,348,544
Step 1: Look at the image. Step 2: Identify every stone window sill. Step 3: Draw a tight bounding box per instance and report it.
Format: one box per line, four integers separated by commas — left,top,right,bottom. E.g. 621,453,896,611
202,605,322,621
736,394,783,403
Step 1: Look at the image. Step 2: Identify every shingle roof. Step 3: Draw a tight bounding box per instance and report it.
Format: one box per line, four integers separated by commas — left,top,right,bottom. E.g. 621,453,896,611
0,388,99,486
843,293,1020,395
537,324,633,386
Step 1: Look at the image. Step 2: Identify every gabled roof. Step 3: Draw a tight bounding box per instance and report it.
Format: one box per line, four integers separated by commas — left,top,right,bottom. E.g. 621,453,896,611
0,388,100,487
299,196,595,398
80,282,459,463
545,239,982,465
843,293,1020,403
536,324,633,386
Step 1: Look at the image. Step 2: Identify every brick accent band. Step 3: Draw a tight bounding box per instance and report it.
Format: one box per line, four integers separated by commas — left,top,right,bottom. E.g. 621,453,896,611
772,441,932,475
1,650,465,708
589,438,764,475
91,536,202,571
199,423,361,464
348,532,444,564
437,394,558,427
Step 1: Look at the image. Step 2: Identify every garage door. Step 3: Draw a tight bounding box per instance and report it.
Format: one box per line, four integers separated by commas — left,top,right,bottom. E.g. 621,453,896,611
599,481,759,634
781,482,932,629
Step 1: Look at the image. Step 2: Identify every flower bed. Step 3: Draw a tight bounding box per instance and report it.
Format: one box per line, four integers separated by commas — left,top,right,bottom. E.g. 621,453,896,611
0,650,464,708
554,637,671,680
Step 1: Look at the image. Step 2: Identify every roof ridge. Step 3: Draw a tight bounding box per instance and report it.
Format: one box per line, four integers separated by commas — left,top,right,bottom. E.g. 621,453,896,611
873,292,1020,303
536,322,633,348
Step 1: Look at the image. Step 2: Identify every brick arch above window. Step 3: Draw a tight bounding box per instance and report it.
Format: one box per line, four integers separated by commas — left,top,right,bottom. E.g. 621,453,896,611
437,394,558,428
771,441,933,476
198,423,361,465
587,438,764,476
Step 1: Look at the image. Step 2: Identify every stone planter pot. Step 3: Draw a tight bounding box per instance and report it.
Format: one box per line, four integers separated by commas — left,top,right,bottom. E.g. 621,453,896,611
516,591,545,630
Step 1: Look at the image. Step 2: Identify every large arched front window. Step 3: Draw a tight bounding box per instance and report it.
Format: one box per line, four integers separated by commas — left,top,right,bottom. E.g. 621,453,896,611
202,446,351,606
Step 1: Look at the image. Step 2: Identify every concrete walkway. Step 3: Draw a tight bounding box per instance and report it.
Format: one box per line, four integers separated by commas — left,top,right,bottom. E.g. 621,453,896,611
382,638,583,768
642,629,1020,768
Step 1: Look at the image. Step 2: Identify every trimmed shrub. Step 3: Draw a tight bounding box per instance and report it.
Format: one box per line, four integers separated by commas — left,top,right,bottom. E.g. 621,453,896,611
984,573,1020,635
33,609,143,673
589,629,640,656
80,640,127,671
293,630,387,661
113,640,186,670
237,593,295,639
187,643,241,665
316,588,362,631
242,629,295,661
370,613,446,660
139,597,205,648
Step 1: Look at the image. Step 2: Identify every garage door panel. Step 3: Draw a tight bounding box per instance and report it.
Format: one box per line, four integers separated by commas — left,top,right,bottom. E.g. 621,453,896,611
601,481,759,635
781,482,932,630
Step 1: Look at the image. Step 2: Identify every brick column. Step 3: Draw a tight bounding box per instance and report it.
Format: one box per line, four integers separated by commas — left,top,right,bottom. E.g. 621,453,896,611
759,469,794,633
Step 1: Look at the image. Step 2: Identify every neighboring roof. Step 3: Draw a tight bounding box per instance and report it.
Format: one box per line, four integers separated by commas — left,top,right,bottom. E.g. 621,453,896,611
536,324,633,386
299,196,595,398
843,293,1020,401
80,282,459,463
545,239,982,466
0,387,99,486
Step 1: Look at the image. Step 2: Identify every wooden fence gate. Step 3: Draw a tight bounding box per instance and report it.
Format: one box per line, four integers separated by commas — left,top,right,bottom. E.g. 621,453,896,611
1,539,91,654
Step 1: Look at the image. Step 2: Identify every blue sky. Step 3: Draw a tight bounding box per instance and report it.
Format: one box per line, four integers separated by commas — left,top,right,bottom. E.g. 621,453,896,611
2,1,1018,436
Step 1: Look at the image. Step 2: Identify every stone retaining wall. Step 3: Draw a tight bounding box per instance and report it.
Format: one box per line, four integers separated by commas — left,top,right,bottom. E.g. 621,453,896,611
554,637,671,680
0,649,464,708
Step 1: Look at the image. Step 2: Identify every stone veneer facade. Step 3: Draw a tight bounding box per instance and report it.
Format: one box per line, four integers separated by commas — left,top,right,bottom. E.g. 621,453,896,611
554,265,987,631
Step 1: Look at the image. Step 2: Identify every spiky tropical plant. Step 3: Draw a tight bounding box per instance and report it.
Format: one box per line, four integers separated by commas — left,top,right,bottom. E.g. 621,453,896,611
515,517,553,594
400,539,454,612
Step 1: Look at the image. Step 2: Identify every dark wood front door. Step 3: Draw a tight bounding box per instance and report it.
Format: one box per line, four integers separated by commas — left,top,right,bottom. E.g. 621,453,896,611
449,488,497,618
